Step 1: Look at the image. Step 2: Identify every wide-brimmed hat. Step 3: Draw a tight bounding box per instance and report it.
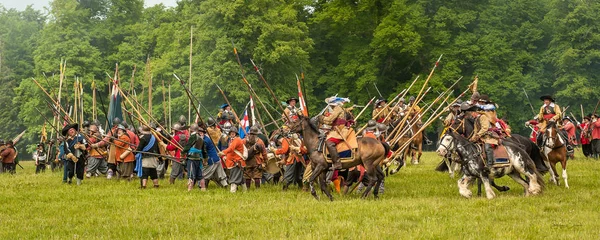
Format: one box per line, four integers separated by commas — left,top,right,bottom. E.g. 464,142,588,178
460,104,480,112
249,126,262,135
452,99,463,107
478,95,493,104
540,95,555,102
562,116,571,121
220,103,229,109
286,97,298,104
61,123,79,136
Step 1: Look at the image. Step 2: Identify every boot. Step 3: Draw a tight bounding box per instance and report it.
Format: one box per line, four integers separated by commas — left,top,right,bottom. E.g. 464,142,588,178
484,144,494,175
169,177,175,185
230,183,237,193
199,179,206,191
326,141,342,170
76,178,82,186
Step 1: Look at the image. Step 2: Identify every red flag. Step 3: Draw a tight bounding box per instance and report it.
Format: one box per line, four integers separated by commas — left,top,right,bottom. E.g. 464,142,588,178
297,78,308,116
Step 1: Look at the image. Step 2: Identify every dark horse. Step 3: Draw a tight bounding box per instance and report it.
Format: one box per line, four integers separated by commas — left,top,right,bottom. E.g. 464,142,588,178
437,130,545,199
288,116,387,200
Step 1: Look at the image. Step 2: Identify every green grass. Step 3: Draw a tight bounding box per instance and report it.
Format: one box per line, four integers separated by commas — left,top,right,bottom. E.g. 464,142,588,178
1,152,600,239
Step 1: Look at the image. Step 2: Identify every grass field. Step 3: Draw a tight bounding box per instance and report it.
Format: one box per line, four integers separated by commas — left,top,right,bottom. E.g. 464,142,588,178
1,151,600,239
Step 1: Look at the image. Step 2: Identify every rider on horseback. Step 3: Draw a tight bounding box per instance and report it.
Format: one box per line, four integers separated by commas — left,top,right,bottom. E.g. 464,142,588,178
372,99,390,123
535,95,570,151
465,104,500,174
318,97,353,170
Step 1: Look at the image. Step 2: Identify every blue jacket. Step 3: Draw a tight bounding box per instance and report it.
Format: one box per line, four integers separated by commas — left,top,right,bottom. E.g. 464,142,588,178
203,135,220,165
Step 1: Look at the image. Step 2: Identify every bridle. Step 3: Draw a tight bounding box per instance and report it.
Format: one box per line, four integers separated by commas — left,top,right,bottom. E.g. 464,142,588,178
543,123,565,150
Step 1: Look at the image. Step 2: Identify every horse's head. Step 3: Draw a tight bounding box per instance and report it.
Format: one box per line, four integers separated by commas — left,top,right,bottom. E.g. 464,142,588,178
287,115,320,136
544,121,563,148
436,131,457,156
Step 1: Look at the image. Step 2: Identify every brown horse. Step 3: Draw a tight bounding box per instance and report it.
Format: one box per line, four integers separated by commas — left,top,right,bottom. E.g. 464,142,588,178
408,123,423,164
541,121,569,188
288,116,387,200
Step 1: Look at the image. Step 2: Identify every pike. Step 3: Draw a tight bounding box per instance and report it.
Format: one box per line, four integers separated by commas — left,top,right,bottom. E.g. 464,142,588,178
215,84,248,136
594,99,600,115
386,86,432,141
522,88,536,116
353,97,376,122
412,54,442,112
581,104,584,121
300,65,308,113
230,40,281,130
173,73,206,127
373,82,383,98
249,58,292,124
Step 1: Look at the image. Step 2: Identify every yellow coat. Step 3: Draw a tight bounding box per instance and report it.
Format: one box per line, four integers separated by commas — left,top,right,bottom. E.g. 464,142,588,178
472,114,499,145
537,103,562,132
321,105,348,140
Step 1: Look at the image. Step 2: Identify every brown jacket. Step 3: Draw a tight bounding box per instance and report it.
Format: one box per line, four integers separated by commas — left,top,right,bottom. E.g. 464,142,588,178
472,114,499,145
1,147,16,164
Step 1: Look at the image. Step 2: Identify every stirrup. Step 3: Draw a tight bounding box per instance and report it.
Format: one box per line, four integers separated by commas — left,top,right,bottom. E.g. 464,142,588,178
425,139,433,145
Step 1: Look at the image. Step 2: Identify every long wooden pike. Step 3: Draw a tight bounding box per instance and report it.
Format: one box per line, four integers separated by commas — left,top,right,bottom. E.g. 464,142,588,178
354,97,376,122
250,58,292,124
189,26,194,126
168,84,172,132
173,73,206,127
162,79,167,124
413,55,443,113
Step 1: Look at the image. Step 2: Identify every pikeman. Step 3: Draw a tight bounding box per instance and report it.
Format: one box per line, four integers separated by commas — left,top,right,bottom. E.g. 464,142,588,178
317,96,352,170
283,97,301,126
362,120,378,139
167,122,189,184
443,99,462,127
270,126,306,190
34,143,47,174
115,125,135,181
218,126,246,193
91,117,123,179
244,126,268,190
206,117,222,145
217,104,236,135
135,125,160,189
183,123,208,191
85,122,108,178
536,95,562,148
200,124,229,189
466,104,499,174
61,123,87,185
579,115,592,157
372,99,390,123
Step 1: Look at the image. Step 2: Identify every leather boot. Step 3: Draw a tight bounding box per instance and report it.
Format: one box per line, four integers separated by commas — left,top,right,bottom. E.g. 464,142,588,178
169,177,175,185
326,141,342,170
485,144,494,174
187,179,194,191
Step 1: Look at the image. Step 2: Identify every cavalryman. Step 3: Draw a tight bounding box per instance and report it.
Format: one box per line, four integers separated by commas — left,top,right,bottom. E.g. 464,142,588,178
283,97,301,125
407,96,422,124
466,104,499,174
372,99,390,123
536,95,562,146
443,99,462,127
318,96,352,170
392,97,408,121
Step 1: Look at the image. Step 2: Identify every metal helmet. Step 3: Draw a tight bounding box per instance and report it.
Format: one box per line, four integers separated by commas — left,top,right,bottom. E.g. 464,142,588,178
249,126,261,135
189,123,199,132
113,117,122,126
398,97,405,102
82,121,90,128
366,119,377,131
173,123,183,131
207,117,217,127
376,123,389,132
409,96,415,102
229,126,239,135
179,115,187,125
122,121,129,129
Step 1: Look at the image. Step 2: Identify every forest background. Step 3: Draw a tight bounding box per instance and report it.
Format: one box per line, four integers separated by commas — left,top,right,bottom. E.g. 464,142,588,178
0,0,598,154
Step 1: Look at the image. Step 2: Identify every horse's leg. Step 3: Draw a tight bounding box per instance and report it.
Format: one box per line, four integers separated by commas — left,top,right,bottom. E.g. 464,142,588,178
417,143,422,164
549,159,560,186
479,175,496,199
361,167,377,199
319,171,334,201
561,159,569,189
458,175,473,198
309,164,324,200
372,165,385,200
543,152,558,185
508,171,531,196
490,179,510,192
476,178,482,197
390,155,404,175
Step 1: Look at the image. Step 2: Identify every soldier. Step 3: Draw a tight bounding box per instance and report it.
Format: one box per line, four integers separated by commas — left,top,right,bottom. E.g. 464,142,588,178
218,126,246,193
407,96,422,123
467,105,499,174
536,95,562,147
61,123,87,185
91,117,123,179
362,120,378,139
579,115,592,157
1,140,17,174
244,126,268,190
166,123,189,184
318,97,352,170
443,100,462,127
34,143,47,174
270,128,306,191
392,97,408,121
200,124,229,189
183,123,208,191
590,114,600,159
115,125,135,181
372,99,390,123
561,117,576,157
85,123,108,178
206,117,222,145
283,97,301,125
135,125,160,189
217,104,236,135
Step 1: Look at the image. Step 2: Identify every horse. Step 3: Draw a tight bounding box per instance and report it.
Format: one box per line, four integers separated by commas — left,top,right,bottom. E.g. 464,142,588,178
436,130,545,199
541,121,569,188
408,123,423,164
287,116,387,200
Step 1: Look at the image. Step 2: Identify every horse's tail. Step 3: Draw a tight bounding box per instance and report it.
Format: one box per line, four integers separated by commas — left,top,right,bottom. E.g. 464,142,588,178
533,167,546,190
435,159,449,172
529,143,549,175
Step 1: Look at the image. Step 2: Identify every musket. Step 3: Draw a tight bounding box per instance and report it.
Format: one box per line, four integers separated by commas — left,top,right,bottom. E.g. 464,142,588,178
593,99,600,115
581,104,585,121
570,112,581,125
373,82,383,98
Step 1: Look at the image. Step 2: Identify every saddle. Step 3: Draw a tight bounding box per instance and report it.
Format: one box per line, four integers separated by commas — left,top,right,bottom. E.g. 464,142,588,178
322,130,358,164
491,145,511,167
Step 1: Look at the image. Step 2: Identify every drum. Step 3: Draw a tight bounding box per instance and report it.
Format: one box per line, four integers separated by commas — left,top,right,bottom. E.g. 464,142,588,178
265,153,281,174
